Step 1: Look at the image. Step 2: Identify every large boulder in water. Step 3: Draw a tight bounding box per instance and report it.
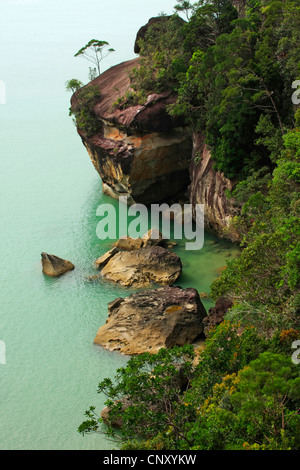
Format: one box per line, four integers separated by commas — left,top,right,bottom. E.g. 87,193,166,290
99,245,182,288
93,285,207,354
41,253,74,277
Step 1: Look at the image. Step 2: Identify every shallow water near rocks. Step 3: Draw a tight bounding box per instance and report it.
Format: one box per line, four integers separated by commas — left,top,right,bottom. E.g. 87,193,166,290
0,0,240,450
0,142,239,450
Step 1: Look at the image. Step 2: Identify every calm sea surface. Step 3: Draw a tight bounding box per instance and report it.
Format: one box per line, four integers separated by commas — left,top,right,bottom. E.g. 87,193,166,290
0,0,240,449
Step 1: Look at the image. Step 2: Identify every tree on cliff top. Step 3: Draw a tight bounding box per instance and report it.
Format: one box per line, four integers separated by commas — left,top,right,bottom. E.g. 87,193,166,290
174,0,196,20
74,39,115,77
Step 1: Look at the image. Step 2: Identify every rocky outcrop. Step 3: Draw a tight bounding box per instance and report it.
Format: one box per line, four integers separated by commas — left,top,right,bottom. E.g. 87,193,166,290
134,16,185,54
203,297,234,337
93,286,206,354
41,253,74,277
95,247,119,269
71,19,240,240
189,133,240,242
72,58,192,204
99,245,182,288
113,236,144,251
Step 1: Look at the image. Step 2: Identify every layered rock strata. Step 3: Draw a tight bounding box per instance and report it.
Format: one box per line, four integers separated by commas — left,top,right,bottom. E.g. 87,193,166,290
189,133,240,241
72,59,192,204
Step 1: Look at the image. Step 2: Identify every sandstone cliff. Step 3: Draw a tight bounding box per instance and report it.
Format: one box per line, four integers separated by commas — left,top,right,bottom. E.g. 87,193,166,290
72,58,192,204
189,133,240,242
71,20,240,240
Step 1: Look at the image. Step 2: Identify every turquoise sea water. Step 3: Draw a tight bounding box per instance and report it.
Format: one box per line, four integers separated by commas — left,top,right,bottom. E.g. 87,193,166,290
0,0,240,450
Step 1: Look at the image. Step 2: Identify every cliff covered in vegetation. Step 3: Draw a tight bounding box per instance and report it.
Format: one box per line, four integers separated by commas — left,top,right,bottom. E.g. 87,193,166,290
75,0,300,451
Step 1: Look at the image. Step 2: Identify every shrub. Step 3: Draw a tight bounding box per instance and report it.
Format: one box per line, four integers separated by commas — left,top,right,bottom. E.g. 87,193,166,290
69,84,102,137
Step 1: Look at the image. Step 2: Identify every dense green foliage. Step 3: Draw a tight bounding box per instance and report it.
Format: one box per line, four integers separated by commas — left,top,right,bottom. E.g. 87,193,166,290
171,0,299,178
78,346,197,447
211,128,300,332
118,0,299,179
77,0,300,451
67,83,102,137
78,324,300,450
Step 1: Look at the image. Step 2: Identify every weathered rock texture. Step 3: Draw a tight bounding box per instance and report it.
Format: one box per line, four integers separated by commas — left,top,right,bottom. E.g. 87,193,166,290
112,230,165,251
99,245,182,288
113,236,144,251
189,133,240,242
41,253,74,277
93,286,206,354
95,247,119,269
71,19,240,240
203,297,234,337
72,58,192,204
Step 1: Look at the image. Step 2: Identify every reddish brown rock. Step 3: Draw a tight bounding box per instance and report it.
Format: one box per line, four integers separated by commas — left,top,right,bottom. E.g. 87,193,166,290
135,16,170,54
71,58,191,204
189,133,240,241
203,297,234,337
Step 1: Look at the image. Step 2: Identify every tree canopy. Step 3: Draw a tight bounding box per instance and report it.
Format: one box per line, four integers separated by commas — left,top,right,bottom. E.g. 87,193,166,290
74,39,115,77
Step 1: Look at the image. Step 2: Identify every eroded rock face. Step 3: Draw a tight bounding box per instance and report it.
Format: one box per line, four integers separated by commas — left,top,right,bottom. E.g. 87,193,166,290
141,228,165,247
189,133,240,242
41,253,74,277
93,286,206,354
203,297,234,337
94,247,119,269
99,245,182,288
72,58,192,204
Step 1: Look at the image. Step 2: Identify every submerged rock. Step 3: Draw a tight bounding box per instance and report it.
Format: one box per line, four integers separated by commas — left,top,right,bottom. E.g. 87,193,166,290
99,245,182,288
93,285,207,354
41,253,74,277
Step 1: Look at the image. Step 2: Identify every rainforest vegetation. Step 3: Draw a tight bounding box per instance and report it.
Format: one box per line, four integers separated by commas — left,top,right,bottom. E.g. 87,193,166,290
78,0,300,450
